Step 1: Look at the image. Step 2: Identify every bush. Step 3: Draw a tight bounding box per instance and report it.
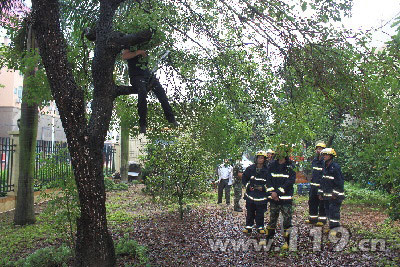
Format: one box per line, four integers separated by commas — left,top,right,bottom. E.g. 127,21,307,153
12,245,73,267
115,234,149,266
344,182,389,207
104,178,129,192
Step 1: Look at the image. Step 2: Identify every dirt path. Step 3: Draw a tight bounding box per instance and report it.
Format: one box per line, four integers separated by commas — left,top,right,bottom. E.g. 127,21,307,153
112,185,399,266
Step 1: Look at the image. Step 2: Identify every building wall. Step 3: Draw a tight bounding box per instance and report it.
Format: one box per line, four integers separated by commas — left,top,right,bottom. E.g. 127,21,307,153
128,134,148,164
0,36,66,141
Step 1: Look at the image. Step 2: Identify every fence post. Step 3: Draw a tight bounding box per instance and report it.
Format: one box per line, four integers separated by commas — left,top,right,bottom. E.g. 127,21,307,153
8,131,20,197
114,142,121,175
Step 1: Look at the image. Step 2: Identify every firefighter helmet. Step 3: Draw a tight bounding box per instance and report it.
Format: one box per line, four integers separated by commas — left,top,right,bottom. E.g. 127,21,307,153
255,150,267,157
321,148,337,157
266,149,275,154
315,142,326,149
254,150,267,163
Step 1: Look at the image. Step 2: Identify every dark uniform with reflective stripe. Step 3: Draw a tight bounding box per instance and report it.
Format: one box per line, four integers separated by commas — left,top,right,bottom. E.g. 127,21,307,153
266,160,296,230
319,161,345,229
242,164,270,229
308,157,326,223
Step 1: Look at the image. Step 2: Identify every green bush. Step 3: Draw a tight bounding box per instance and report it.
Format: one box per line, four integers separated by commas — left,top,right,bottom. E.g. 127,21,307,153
344,182,389,207
115,234,149,266
12,245,73,267
104,178,129,192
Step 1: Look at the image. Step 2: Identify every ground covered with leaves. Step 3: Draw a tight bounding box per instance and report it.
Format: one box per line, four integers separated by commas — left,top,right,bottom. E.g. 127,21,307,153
1,184,399,266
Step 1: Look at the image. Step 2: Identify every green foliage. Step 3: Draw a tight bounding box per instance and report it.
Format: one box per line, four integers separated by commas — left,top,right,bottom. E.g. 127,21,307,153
10,245,73,267
104,178,129,192
115,234,149,266
344,182,389,207
39,172,79,250
143,135,214,219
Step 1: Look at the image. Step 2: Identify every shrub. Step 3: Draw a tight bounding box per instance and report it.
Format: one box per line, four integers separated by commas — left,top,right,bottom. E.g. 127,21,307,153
12,245,73,267
115,234,149,266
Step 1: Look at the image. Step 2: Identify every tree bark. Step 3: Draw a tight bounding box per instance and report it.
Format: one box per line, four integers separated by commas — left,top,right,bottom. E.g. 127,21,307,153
120,120,129,182
31,0,152,265
14,23,38,226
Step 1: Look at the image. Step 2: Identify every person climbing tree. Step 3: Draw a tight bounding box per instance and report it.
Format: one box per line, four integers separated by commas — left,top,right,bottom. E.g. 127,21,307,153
122,48,178,134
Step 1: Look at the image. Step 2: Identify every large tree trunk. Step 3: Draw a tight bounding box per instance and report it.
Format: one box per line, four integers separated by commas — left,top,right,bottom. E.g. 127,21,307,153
120,120,129,182
73,145,115,266
14,24,38,226
31,0,152,265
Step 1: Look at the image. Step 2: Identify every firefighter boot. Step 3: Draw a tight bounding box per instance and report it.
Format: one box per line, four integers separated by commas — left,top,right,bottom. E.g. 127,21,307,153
281,229,291,250
260,228,275,246
305,216,318,225
256,226,266,234
242,226,253,234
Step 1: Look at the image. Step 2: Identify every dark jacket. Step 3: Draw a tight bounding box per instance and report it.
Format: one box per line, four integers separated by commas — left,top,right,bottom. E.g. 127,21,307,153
310,156,324,193
127,55,150,77
267,159,296,204
242,164,270,205
319,161,345,200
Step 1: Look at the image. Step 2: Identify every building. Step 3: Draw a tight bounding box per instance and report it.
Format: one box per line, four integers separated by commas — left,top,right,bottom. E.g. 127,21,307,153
0,36,66,141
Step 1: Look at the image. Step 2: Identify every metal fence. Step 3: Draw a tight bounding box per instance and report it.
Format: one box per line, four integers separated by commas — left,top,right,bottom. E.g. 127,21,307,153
0,138,116,195
35,140,72,188
0,138,15,195
103,144,116,176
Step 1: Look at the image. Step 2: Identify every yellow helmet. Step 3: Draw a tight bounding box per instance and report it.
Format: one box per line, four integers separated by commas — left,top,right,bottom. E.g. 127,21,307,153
315,142,326,149
255,150,267,157
321,148,337,157
266,149,275,154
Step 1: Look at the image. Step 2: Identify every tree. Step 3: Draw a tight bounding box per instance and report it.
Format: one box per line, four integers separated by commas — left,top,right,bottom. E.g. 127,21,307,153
27,0,354,265
0,0,49,225
143,135,214,219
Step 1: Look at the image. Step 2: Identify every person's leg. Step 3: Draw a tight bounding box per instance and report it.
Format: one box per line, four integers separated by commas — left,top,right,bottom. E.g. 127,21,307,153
329,199,342,229
245,202,256,227
255,204,266,233
307,187,319,224
317,198,327,225
130,76,148,133
148,75,176,124
233,182,243,211
225,184,231,204
217,179,225,204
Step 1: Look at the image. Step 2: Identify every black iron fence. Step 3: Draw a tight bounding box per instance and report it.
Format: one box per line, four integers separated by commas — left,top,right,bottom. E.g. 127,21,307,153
35,140,72,188
0,138,116,195
0,138,15,196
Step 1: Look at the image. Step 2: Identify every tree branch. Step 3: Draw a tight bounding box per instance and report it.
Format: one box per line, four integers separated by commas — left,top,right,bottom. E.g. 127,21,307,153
115,85,138,96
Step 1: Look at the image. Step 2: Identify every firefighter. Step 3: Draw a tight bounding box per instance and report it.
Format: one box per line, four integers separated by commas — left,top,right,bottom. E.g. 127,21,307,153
233,159,244,212
242,151,271,233
262,144,296,249
305,142,327,226
319,148,345,236
266,149,275,168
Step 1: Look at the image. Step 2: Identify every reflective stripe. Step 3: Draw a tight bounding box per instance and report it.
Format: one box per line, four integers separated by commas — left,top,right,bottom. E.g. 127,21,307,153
250,176,255,179
318,189,323,193
279,196,292,200
278,187,285,193
271,173,289,178
246,182,250,188
310,216,318,218
333,190,345,196
318,217,327,220
323,175,335,180
253,178,266,182
324,193,333,197
266,187,274,192
330,219,340,223
313,167,323,171
245,193,268,201
310,183,320,187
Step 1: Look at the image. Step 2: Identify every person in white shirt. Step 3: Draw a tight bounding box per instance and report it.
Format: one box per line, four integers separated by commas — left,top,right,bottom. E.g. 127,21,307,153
217,159,233,205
